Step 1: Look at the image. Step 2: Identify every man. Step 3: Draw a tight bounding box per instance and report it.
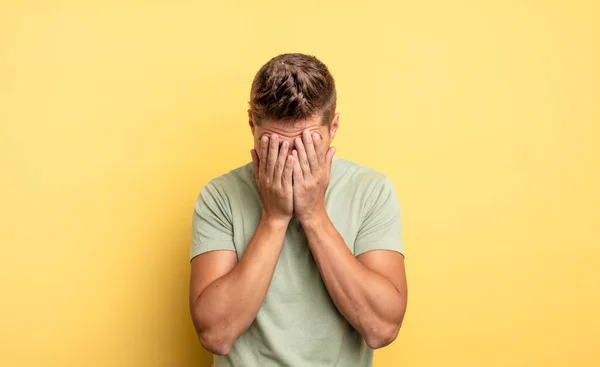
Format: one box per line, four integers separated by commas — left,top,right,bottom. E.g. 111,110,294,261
189,53,407,367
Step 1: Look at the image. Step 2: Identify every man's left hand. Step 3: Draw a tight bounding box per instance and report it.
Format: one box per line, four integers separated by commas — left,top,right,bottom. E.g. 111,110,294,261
292,130,336,223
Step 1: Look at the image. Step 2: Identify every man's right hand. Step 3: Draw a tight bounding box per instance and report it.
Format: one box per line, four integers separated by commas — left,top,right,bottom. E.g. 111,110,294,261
251,134,295,224
192,134,295,355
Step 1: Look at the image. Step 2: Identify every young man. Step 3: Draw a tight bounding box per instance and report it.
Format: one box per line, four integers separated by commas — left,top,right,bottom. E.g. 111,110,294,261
189,53,407,367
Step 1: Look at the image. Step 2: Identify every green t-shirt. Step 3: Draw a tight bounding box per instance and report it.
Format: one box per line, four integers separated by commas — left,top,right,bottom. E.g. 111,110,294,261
191,156,404,367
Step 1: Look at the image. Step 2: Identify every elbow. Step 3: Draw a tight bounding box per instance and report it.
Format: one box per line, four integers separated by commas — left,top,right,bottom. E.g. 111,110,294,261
192,316,233,356
190,305,236,355
364,323,402,350
191,308,234,355
198,329,233,356
365,301,406,349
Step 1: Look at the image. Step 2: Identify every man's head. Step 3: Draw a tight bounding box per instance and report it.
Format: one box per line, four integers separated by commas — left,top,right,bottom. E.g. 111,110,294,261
248,53,339,157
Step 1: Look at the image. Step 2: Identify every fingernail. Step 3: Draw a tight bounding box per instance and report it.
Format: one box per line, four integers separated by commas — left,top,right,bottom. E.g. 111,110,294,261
282,141,287,147
313,133,320,141
296,137,302,145
261,136,268,143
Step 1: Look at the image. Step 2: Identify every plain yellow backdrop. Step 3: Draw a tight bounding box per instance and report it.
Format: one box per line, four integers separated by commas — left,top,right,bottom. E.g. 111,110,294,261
1,1,599,366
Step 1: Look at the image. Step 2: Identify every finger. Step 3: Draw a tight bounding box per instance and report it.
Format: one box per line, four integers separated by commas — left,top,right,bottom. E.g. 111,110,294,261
266,134,279,181
295,137,311,176
313,132,325,164
326,146,337,170
251,149,259,181
282,153,294,189
274,140,289,186
292,150,304,185
303,130,319,172
259,136,269,176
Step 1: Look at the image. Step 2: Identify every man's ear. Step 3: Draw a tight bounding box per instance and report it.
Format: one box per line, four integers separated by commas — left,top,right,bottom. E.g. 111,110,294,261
329,112,340,141
248,109,255,134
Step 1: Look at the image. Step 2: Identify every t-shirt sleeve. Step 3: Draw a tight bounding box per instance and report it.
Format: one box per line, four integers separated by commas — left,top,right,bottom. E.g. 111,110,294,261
354,175,404,257
190,182,236,261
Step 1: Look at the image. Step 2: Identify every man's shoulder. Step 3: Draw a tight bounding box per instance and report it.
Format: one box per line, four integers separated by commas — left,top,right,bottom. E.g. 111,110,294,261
200,162,255,198
332,157,391,191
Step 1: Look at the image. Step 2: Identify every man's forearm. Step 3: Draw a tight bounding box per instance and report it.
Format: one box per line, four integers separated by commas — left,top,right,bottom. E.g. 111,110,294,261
301,213,406,349
191,217,288,354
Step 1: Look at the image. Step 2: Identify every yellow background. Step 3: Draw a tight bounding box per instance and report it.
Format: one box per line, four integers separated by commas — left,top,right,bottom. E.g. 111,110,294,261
1,1,599,366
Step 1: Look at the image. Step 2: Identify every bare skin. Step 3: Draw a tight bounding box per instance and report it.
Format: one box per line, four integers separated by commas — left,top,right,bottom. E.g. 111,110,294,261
189,112,407,354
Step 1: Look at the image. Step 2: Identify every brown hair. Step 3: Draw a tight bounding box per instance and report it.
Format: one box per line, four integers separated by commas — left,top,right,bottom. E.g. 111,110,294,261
249,53,336,125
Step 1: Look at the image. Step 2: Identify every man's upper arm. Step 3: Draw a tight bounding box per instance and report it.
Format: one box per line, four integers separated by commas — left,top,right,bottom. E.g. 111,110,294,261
357,250,407,297
354,174,407,298
189,250,238,305
189,182,238,304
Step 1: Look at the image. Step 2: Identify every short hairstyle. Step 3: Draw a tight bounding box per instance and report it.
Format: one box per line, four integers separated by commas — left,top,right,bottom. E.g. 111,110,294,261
249,53,336,125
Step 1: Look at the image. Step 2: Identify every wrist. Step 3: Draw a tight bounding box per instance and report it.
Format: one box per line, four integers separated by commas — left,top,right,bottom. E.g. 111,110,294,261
298,208,329,229
260,211,292,229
